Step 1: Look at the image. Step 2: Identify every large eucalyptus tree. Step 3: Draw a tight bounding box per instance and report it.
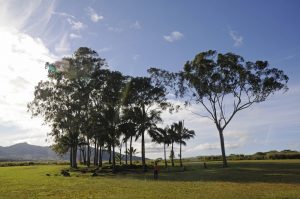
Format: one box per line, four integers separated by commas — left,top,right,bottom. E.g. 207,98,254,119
28,47,106,168
149,50,288,167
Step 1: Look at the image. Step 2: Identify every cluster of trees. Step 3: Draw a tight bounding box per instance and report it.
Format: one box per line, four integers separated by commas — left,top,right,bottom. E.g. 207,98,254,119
29,47,288,169
28,47,194,170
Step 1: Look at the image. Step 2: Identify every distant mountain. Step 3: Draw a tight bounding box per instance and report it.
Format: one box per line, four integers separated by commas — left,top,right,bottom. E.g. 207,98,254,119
0,142,143,161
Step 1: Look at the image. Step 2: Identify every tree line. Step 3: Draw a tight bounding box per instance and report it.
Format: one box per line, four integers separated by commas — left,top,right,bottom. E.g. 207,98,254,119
28,47,288,169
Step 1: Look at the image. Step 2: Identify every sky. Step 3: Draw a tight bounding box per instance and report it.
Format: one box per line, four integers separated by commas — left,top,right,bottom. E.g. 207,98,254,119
0,0,299,159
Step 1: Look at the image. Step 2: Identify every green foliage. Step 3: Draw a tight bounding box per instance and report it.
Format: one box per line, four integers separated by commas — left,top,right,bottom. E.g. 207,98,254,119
149,50,289,167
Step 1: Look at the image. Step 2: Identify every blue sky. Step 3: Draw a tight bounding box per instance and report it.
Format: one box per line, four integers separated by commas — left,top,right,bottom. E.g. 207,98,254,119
0,0,299,158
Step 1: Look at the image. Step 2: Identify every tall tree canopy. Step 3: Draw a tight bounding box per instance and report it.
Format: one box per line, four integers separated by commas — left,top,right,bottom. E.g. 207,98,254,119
28,47,106,168
122,77,169,171
149,50,289,167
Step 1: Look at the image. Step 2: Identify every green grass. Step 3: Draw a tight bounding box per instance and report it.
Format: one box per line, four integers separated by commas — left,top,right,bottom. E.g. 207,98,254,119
0,160,299,199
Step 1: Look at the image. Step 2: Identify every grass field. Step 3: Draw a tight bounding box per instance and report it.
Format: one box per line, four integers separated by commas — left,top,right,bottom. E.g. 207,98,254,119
0,160,299,199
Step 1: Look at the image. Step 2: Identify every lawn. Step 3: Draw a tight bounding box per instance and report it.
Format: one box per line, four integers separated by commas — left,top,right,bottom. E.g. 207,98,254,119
0,160,299,199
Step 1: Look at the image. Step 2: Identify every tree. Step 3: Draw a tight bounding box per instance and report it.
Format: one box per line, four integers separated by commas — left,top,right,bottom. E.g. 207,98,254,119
123,77,169,171
149,50,288,167
150,126,171,167
168,125,177,167
173,120,195,167
28,47,106,168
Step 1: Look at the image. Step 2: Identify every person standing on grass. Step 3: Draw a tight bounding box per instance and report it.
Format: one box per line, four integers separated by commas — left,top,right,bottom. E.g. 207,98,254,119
154,162,159,180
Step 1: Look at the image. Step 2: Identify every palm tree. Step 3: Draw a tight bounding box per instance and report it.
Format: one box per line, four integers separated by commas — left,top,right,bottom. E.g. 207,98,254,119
173,120,195,167
167,124,177,167
119,108,138,165
122,77,169,172
150,126,171,167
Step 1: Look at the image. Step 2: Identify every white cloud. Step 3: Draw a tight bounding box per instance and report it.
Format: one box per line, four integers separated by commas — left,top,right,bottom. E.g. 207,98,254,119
86,7,104,23
229,29,243,47
0,28,53,146
69,33,81,39
163,31,184,42
67,18,84,30
130,21,141,30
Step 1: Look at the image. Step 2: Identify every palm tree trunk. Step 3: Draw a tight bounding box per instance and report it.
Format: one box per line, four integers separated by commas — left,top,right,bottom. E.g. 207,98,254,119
180,142,182,167
171,141,174,167
130,136,133,165
99,145,102,167
164,143,167,167
125,141,128,165
112,144,116,170
119,144,122,165
141,131,146,171
218,128,228,167
108,145,111,164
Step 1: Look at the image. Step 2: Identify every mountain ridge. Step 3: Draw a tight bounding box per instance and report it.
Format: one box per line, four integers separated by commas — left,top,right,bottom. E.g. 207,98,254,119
0,142,142,161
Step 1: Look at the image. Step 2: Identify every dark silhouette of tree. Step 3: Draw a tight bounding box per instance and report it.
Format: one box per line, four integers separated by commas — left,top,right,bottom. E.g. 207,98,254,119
173,120,195,167
149,50,288,167
150,126,171,167
168,125,177,167
122,77,169,171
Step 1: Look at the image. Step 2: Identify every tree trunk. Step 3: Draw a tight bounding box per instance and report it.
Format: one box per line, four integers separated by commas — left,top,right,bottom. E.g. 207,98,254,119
71,145,77,168
171,142,174,167
108,145,111,164
94,141,98,166
79,147,82,164
164,143,167,167
218,129,228,167
180,142,182,167
125,141,128,165
112,144,116,170
70,146,73,166
130,136,133,165
83,146,87,165
119,144,122,165
87,139,90,167
99,145,102,167
141,131,146,171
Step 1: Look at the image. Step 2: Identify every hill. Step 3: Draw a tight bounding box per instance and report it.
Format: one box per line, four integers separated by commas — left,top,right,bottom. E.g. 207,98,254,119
0,142,142,161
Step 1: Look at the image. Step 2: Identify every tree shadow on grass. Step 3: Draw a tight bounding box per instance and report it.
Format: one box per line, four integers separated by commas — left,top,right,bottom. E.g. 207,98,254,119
105,161,300,184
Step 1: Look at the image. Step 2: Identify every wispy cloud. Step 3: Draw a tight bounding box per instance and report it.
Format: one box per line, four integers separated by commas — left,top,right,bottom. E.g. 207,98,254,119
52,11,75,19
133,54,140,61
69,33,81,39
163,31,184,42
229,29,243,47
86,7,104,23
98,47,111,53
130,21,141,30
54,32,71,54
67,18,84,30
108,26,123,33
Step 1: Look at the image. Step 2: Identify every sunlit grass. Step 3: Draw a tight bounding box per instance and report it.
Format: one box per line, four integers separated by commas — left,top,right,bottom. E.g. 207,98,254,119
0,160,299,199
